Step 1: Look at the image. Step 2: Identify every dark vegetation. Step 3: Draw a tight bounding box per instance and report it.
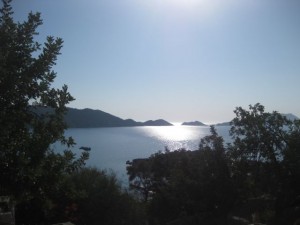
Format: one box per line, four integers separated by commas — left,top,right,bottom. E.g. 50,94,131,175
127,105,300,225
0,1,299,225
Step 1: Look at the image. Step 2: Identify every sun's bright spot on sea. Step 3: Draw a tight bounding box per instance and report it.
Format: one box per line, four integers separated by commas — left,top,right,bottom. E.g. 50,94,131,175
140,123,211,150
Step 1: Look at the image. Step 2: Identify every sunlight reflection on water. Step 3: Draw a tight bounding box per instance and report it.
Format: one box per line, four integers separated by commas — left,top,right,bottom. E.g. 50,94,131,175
138,125,211,150
56,125,231,185
143,125,208,141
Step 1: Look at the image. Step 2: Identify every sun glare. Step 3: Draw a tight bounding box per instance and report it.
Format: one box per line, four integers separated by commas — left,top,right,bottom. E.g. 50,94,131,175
145,0,226,19
157,0,206,12
145,126,205,142
165,0,200,7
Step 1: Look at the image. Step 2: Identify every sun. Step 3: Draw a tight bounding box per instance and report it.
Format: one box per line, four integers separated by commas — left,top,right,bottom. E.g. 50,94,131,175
140,0,230,21
160,0,202,10
148,0,219,16
165,0,198,6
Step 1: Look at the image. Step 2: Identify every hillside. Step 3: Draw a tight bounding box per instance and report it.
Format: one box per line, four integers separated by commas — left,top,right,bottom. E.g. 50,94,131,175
214,121,231,126
143,119,173,126
64,108,173,128
32,107,298,128
182,121,207,126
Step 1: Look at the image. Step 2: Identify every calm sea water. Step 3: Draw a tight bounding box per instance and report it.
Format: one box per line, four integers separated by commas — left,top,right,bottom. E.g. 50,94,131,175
54,125,231,185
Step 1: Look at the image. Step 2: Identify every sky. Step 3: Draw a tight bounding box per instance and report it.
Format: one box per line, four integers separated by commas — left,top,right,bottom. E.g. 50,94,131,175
11,0,300,123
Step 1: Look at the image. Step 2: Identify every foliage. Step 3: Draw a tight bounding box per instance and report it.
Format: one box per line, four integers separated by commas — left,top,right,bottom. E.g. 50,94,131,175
127,104,300,225
127,128,235,224
229,103,291,163
0,0,88,208
50,168,146,225
228,103,300,224
1,1,299,224
0,2,144,224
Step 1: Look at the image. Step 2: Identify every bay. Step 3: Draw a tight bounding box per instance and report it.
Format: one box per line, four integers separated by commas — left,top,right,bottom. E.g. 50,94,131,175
53,125,231,185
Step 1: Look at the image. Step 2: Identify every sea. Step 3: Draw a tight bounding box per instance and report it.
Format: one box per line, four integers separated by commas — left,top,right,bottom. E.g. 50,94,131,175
53,125,231,186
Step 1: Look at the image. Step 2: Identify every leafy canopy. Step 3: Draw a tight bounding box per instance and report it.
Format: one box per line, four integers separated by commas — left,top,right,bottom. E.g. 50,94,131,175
127,103,300,225
0,0,88,200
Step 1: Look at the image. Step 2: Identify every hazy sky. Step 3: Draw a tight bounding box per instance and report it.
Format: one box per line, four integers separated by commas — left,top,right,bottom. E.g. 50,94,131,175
12,0,300,123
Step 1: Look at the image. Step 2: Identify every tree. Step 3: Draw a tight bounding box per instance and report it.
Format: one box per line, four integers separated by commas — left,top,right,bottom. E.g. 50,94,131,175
0,0,88,209
127,105,300,225
229,103,292,163
49,167,145,225
127,129,235,225
228,103,300,224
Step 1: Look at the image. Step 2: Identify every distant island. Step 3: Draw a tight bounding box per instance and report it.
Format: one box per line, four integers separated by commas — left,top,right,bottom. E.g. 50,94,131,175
182,121,207,126
32,107,299,128
64,108,173,128
143,119,173,126
64,110,299,128
214,121,231,126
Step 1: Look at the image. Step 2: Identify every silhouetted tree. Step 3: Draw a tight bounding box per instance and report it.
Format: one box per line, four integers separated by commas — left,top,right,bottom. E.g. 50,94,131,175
49,168,145,225
128,104,300,225
127,129,235,225
228,103,300,224
0,0,88,222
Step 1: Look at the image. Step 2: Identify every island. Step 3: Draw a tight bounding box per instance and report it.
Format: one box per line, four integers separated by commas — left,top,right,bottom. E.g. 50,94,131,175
33,107,299,129
63,108,174,128
181,121,207,126
214,121,231,126
31,106,174,128
143,119,173,126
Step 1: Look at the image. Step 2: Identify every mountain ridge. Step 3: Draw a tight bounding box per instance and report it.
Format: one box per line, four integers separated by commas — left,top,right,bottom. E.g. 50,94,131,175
32,106,299,128
64,108,173,128
182,121,207,126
